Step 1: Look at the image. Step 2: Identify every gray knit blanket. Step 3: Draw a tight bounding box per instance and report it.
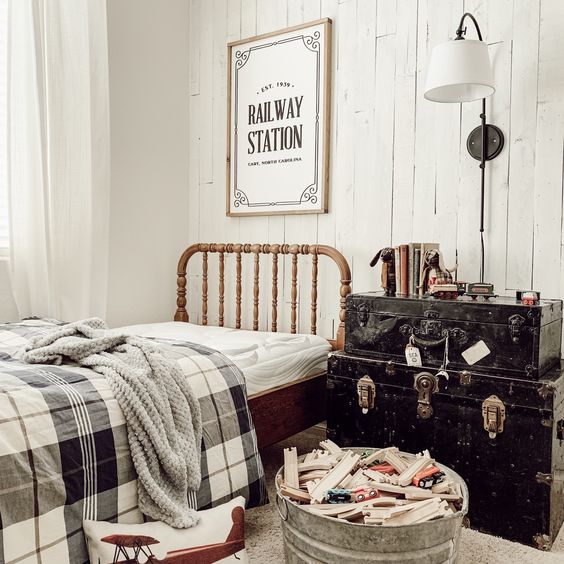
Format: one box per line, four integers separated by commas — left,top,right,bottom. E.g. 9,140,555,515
20,318,203,528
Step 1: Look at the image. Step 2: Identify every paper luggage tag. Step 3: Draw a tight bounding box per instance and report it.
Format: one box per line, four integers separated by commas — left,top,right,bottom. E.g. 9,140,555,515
462,340,491,365
405,344,422,367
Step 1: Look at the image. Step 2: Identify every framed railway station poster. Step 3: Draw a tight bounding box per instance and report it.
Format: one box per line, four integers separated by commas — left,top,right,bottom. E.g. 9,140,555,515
227,19,332,216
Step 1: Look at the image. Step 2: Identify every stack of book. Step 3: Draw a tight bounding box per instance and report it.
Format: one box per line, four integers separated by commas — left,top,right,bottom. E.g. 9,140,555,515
394,243,439,297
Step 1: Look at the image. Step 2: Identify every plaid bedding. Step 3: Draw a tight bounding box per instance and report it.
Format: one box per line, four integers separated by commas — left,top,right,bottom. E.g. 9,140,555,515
0,319,267,564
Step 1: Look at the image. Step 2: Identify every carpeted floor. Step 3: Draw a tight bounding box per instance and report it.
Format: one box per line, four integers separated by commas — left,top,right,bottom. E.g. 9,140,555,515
246,426,564,563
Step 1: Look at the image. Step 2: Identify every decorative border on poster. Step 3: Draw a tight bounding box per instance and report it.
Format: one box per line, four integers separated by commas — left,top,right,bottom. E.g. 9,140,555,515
232,32,321,209
226,19,332,217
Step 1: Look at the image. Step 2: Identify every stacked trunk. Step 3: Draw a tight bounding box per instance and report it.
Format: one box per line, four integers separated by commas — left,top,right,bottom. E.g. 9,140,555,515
328,292,564,550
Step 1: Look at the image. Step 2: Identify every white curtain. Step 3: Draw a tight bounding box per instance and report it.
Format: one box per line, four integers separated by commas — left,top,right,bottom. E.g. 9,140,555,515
7,0,110,320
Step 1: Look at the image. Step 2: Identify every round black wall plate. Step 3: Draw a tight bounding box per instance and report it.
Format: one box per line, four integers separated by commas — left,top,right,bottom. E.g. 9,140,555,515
466,124,505,161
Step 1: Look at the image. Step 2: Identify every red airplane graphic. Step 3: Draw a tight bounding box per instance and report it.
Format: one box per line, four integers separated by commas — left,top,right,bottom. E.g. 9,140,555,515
101,506,245,564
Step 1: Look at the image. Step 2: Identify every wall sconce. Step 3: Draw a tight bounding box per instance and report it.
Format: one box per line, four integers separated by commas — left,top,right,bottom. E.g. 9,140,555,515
424,12,504,292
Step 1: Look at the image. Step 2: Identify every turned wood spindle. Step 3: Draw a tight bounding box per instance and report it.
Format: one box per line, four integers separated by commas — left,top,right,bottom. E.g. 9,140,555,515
175,273,188,322
252,247,260,331
235,249,242,329
271,252,279,332
311,253,318,335
202,251,208,325
291,252,298,334
219,251,225,327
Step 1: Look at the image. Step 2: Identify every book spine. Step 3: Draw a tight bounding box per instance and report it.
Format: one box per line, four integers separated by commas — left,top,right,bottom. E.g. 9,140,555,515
400,244,409,297
418,245,424,297
408,244,415,296
414,248,421,296
394,247,401,295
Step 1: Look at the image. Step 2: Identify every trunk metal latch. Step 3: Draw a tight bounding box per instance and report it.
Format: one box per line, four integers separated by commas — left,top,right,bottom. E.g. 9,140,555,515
482,395,506,438
356,302,370,327
414,372,438,420
533,533,552,551
508,314,525,344
357,375,376,414
536,472,553,486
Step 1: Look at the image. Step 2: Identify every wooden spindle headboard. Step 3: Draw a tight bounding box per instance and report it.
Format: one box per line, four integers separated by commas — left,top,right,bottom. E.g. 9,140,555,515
174,243,352,350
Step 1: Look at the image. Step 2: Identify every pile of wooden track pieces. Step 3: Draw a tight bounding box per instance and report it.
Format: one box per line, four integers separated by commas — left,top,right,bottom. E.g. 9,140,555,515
278,441,464,526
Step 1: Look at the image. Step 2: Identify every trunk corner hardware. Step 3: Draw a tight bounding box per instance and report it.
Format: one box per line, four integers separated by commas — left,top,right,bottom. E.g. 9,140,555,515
557,419,564,440
535,472,553,486
413,372,438,420
538,382,555,400
482,395,506,439
459,371,472,385
532,533,552,551
327,353,338,371
541,417,553,428
357,375,376,414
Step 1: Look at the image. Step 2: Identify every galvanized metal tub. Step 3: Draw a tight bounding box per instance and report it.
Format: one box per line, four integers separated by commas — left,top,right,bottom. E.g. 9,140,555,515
275,448,469,564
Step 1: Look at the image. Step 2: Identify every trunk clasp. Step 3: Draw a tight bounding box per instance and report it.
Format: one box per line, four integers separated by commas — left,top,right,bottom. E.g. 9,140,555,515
357,375,376,414
482,395,506,438
414,372,438,420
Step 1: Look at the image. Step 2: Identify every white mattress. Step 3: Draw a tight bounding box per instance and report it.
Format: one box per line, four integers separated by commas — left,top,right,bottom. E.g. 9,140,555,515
114,322,331,396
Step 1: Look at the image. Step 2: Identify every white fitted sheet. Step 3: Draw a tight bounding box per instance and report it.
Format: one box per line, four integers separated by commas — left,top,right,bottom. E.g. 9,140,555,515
114,322,331,396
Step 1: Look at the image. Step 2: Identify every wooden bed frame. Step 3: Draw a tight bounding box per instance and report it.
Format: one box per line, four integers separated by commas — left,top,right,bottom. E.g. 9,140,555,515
174,243,352,449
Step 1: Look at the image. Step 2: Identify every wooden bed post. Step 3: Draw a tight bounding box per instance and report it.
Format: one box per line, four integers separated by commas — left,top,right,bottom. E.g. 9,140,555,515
316,245,352,350
174,243,202,322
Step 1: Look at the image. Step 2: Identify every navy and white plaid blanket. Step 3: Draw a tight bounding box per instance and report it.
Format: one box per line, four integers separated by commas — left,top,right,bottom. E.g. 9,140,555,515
0,319,267,564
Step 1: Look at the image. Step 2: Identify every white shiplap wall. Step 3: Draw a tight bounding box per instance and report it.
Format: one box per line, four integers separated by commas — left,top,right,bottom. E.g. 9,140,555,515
187,0,564,339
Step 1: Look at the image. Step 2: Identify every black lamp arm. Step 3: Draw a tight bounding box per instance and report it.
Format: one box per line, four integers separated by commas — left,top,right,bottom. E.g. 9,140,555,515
455,12,483,41
479,98,486,283
455,11,487,282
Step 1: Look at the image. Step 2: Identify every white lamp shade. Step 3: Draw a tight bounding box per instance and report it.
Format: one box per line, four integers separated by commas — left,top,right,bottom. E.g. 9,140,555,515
424,39,495,103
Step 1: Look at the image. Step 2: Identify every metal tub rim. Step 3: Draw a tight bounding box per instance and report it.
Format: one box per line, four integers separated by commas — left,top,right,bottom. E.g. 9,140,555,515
275,447,469,531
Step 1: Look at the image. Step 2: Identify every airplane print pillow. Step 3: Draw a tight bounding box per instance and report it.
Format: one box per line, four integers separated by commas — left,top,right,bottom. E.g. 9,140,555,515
83,497,248,564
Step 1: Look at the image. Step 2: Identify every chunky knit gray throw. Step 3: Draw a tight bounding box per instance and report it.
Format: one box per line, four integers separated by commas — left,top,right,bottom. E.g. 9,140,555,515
21,318,203,528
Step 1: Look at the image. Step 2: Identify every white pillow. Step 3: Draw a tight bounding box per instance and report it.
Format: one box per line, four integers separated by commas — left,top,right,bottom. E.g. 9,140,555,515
83,497,248,564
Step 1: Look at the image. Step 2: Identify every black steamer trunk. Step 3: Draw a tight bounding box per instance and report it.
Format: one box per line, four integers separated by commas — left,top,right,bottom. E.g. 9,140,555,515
328,293,564,549
345,293,562,381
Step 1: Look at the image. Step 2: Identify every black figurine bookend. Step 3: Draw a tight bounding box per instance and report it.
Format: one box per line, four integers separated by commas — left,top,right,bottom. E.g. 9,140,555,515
370,247,396,296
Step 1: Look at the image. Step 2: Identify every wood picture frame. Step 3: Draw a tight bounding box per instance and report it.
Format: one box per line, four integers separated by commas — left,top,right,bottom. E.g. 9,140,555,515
226,19,332,217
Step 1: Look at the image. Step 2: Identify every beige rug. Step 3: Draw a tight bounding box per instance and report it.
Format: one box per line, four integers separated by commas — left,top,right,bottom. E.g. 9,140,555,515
246,427,564,563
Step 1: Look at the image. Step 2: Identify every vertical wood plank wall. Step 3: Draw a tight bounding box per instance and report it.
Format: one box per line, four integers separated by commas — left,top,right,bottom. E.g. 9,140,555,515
188,0,564,339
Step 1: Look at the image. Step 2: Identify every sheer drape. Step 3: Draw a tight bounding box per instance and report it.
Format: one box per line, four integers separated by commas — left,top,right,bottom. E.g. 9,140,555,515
7,0,110,320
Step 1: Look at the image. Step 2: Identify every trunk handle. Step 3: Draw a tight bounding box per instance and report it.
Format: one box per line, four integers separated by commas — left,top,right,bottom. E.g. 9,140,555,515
400,324,468,348
410,332,448,348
